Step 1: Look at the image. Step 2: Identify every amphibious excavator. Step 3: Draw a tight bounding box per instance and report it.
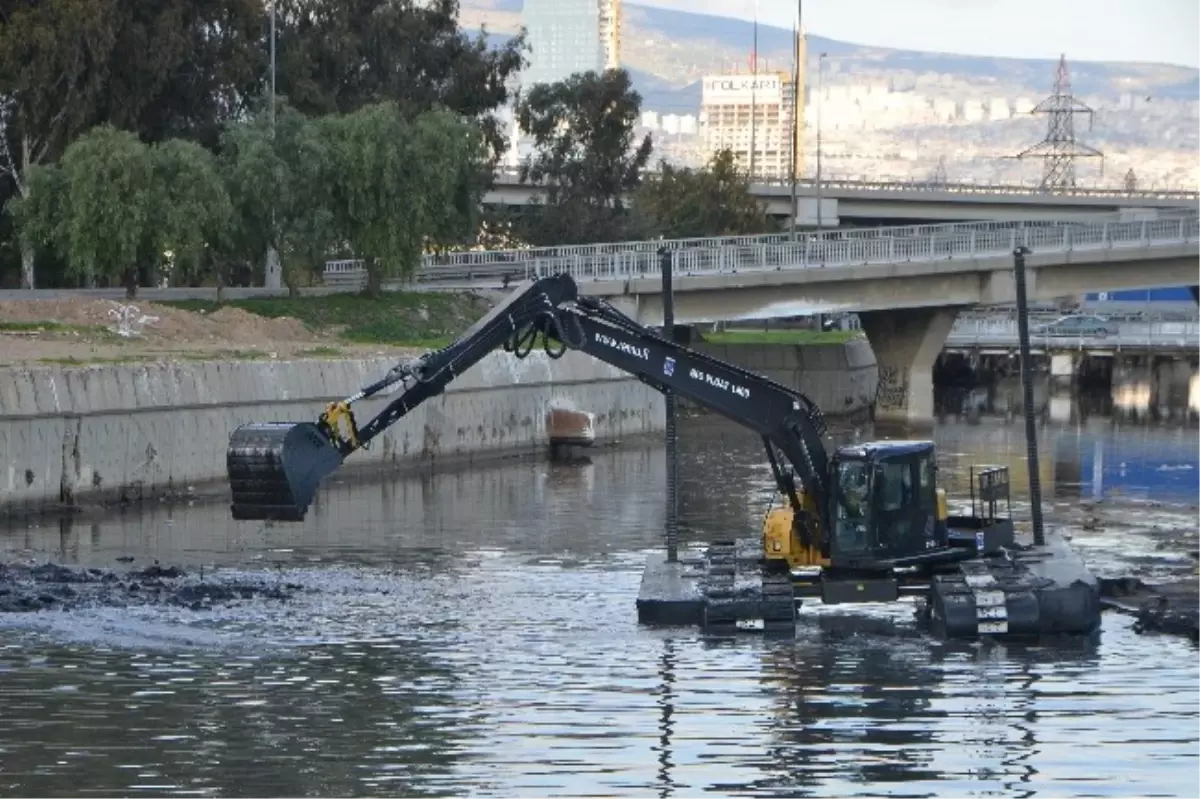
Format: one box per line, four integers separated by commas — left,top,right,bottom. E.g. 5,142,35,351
226,273,1025,638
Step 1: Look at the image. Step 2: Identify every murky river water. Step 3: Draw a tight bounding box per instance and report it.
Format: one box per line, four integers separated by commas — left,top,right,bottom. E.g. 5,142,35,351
1,394,1197,797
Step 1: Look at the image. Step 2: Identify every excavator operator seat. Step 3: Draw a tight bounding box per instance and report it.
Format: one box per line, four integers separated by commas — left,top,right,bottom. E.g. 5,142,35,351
830,441,946,563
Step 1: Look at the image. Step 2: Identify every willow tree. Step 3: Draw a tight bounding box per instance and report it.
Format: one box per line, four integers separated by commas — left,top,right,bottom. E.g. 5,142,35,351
13,125,234,296
219,100,335,293
150,138,235,290
316,101,488,295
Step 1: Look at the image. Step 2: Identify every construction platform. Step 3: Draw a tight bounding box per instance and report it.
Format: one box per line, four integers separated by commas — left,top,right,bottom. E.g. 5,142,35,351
636,531,1102,641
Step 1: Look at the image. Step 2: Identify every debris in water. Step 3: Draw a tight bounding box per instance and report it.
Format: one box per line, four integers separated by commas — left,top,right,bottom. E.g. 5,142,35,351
0,561,306,615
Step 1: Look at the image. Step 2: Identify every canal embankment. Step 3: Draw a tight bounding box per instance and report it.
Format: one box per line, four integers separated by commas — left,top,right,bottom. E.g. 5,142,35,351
1,336,880,517
0,351,666,516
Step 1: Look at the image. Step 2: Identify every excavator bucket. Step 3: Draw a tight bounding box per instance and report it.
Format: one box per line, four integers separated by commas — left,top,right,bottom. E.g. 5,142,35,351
226,422,345,521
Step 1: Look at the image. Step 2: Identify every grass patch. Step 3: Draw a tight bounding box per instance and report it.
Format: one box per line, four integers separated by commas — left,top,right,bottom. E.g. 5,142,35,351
177,349,272,361
36,349,274,367
699,329,863,346
0,320,107,335
160,291,490,345
37,355,146,366
294,345,345,358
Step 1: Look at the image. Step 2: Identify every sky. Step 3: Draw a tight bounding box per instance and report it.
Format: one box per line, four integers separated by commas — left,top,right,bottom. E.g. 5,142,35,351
631,0,1200,69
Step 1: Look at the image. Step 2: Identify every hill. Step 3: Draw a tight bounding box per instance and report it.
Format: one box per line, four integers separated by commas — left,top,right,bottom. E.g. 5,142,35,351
461,1,1199,188
464,0,1198,98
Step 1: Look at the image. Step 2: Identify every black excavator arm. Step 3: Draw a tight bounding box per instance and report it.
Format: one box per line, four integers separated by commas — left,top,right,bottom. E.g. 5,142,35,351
227,274,834,549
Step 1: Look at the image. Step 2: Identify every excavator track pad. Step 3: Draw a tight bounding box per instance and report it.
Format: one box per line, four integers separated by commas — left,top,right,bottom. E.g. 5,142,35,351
227,422,344,521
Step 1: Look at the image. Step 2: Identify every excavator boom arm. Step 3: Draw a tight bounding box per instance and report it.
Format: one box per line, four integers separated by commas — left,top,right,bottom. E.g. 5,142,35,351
226,275,833,536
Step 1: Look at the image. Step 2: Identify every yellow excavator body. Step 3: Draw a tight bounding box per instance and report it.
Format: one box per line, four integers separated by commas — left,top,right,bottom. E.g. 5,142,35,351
762,485,951,570
761,487,829,569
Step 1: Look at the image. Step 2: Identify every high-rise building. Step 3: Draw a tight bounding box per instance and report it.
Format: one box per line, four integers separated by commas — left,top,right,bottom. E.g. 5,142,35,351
698,28,807,180
522,0,621,87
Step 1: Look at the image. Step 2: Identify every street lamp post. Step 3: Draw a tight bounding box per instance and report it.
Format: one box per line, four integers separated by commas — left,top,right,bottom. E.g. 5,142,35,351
266,1,281,290
270,1,276,128
788,0,802,241
816,51,827,231
749,0,759,180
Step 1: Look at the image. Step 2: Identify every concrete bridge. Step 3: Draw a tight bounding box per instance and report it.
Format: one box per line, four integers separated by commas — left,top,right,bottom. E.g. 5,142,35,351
490,214,1194,425
485,168,1200,225
7,214,1195,428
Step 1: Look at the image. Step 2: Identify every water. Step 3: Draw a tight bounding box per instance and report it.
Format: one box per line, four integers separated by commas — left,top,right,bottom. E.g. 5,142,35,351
1,403,1197,798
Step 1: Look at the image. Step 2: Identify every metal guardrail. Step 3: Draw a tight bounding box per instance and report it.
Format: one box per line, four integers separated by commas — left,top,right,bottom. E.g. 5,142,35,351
420,218,1074,269
946,318,1200,351
490,166,1200,201
405,214,1200,286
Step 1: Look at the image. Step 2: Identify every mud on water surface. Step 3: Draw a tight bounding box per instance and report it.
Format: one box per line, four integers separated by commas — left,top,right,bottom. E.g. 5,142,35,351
0,561,304,615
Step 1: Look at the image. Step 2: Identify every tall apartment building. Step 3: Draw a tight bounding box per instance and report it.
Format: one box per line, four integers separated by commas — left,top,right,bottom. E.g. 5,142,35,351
699,29,807,180
522,0,621,86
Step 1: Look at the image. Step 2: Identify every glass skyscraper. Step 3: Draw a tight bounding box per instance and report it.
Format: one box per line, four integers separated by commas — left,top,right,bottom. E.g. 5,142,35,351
522,0,620,87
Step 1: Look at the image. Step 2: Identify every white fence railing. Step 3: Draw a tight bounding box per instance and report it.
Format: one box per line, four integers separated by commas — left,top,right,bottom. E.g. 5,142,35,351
491,166,1200,200
326,214,1199,288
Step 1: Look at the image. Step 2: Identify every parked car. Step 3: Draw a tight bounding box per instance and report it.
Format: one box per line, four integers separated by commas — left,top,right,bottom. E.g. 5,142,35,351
1032,314,1118,338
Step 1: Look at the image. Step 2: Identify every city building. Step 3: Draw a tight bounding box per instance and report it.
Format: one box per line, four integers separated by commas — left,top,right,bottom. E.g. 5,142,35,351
698,29,806,180
522,0,621,87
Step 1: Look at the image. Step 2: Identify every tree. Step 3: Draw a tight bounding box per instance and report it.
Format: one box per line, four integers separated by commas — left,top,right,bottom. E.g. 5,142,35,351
117,0,268,150
273,0,526,162
219,100,335,294
0,0,266,288
150,138,235,289
515,69,653,246
316,101,488,294
49,125,156,294
0,0,122,288
633,149,775,240
12,125,237,298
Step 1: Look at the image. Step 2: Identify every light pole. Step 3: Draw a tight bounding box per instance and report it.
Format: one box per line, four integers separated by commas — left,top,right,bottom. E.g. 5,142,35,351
788,0,802,241
749,0,759,180
816,51,827,231
270,1,276,129
265,1,281,290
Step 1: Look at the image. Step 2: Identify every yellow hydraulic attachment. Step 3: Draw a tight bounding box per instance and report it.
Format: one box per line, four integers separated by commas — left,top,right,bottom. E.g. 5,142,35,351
318,401,361,452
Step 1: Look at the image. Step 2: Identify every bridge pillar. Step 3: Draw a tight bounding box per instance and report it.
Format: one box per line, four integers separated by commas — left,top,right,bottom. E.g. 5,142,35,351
859,307,960,425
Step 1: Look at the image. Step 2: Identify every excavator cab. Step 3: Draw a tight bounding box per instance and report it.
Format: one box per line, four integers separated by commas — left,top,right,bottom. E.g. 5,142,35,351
828,441,949,569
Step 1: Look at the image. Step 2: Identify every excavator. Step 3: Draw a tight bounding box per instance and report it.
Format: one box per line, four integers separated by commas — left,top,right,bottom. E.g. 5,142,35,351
226,273,1022,638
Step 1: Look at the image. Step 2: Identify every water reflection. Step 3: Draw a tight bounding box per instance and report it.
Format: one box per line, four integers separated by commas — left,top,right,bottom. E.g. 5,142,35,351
0,393,1197,797
935,372,1198,508
939,361,1200,427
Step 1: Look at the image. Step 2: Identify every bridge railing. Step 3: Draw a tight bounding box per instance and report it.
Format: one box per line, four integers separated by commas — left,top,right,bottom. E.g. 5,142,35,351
421,218,1088,270
411,214,1198,284
517,214,1199,284
491,166,1200,200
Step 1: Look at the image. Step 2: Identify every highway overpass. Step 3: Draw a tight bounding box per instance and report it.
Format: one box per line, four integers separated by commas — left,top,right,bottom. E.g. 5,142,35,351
485,169,1200,225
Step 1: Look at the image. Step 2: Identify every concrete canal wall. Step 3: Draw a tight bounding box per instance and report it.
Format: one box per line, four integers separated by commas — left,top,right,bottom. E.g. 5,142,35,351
1,339,878,514
0,352,666,513
693,338,879,416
